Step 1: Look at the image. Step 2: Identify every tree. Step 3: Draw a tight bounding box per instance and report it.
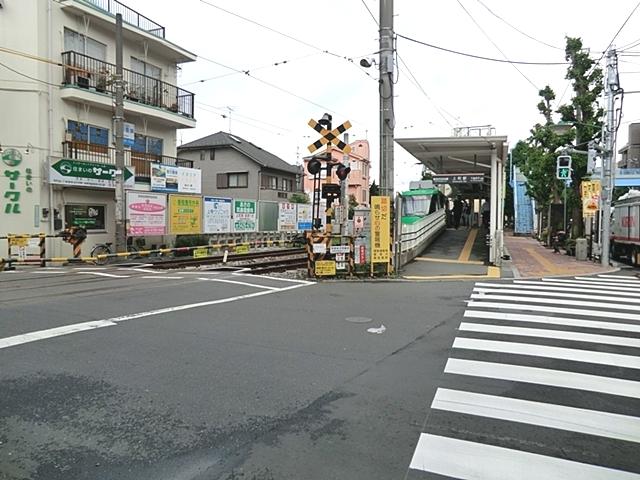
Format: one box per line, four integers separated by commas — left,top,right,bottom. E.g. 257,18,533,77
348,194,358,219
369,180,380,197
289,192,309,204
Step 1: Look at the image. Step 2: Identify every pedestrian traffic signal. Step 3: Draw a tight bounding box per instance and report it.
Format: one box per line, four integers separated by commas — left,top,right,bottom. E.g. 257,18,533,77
556,155,572,180
307,158,322,175
336,164,351,181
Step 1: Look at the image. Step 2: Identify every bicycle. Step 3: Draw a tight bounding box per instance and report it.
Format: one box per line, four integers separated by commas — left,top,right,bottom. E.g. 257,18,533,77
90,242,139,265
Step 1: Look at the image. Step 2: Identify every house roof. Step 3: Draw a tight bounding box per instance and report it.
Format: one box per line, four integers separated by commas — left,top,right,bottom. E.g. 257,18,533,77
178,131,300,174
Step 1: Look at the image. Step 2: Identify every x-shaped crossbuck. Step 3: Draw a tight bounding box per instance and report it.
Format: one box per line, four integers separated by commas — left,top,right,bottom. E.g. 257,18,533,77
307,119,352,154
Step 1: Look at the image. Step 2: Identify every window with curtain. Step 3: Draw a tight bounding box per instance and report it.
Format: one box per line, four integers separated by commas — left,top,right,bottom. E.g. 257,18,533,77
132,133,163,157
64,28,106,60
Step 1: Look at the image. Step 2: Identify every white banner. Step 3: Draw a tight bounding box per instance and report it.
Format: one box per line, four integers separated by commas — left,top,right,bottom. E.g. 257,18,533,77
296,204,312,230
151,164,201,194
278,202,297,231
203,196,232,233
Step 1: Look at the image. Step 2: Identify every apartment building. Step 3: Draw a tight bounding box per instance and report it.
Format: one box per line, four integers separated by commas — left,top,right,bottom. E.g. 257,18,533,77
0,0,196,254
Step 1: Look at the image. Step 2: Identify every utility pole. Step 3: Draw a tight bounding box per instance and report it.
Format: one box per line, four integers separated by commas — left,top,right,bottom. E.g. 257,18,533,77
340,132,349,236
601,47,618,266
114,13,126,252
379,0,394,198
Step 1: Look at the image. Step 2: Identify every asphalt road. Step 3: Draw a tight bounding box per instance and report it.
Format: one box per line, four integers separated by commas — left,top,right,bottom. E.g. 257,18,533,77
0,265,471,480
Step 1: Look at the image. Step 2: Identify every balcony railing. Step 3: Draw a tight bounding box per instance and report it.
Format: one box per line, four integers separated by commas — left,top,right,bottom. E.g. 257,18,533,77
63,141,194,179
62,51,195,119
80,0,165,38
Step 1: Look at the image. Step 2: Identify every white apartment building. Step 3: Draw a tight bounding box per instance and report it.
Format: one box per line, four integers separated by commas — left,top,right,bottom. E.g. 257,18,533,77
0,0,196,256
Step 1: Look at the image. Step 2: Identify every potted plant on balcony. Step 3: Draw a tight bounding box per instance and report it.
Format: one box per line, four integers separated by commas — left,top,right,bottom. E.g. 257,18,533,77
96,68,111,93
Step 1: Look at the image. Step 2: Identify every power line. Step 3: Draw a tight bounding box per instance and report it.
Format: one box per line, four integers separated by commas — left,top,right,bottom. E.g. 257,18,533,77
456,0,539,90
474,0,563,51
595,0,640,65
360,0,378,25
395,33,567,65
197,101,292,132
0,61,60,87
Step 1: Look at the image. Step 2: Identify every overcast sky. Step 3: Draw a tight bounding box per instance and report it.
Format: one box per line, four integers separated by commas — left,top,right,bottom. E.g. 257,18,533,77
126,0,640,192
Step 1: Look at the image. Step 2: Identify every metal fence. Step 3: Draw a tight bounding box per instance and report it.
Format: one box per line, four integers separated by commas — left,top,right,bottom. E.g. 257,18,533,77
81,0,166,38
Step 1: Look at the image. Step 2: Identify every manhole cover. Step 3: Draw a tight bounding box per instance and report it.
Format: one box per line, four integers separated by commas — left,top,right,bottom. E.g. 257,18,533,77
345,316,373,324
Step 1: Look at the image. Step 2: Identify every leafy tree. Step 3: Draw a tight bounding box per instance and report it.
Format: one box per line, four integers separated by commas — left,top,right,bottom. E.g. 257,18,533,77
369,180,380,197
348,194,358,219
289,192,310,204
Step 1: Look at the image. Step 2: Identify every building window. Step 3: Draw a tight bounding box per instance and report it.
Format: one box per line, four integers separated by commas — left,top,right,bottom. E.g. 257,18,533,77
132,134,163,156
210,149,216,160
67,120,109,154
281,178,293,192
261,174,278,190
278,192,288,199
200,151,206,162
362,190,367,203
64,204,106,231
64,28,106,60
130,57,162,102
218,172,248,188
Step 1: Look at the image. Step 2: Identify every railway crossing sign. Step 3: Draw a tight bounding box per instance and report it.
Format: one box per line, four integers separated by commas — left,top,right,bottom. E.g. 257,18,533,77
307,118,352,154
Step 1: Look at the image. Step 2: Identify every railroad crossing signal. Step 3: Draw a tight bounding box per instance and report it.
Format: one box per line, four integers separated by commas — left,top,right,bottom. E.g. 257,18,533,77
307,118,352,154
556,155,572,180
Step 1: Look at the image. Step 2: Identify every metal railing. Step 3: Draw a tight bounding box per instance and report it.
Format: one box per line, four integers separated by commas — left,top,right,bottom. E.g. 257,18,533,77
62,141,193,178
61,51,194,119
80,0,165,38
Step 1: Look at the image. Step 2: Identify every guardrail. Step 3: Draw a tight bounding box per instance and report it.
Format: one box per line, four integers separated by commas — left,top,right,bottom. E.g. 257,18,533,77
398,209,446,265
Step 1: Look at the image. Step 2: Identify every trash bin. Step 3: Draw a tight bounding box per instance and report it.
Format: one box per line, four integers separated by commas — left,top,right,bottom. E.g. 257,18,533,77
575,238,588,261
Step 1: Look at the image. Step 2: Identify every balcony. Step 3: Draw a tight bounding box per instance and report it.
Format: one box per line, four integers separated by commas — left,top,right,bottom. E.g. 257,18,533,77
61,51,195,128
81,0,165,38
62,141,194,181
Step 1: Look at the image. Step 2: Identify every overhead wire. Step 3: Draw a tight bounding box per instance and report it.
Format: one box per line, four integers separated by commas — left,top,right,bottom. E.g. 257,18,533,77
593,0,640,65
0,60,61,87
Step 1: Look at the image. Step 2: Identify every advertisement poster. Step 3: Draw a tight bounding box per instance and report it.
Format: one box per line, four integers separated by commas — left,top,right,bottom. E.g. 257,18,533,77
581,180,601,217
371,196,391,263
233,199,257,232
296,204,312,230
169,195,201,234
51,159,134,189
126,191,167,236
151,165,202,194
278,202,297,231
203,196,232,233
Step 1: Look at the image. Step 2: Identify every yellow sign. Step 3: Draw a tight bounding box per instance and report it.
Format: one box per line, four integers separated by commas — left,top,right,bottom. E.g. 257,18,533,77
581,180,601,217
193,247,209,258
8,235,29,247
235,244,250,254
307,118,352,154
315,260,337,276
169,195,202,234
371,196,391,263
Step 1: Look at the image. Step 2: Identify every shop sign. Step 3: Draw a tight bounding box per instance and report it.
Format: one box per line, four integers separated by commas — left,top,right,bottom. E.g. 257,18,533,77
2,148,33,215
65,204,106,230
203,196,232,233
169,195,201,234
51,159,134,189
233,199,257,232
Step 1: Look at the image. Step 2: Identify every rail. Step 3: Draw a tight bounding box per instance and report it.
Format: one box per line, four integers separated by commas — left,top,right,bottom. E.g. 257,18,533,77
61,51,194,119
80,0,165,38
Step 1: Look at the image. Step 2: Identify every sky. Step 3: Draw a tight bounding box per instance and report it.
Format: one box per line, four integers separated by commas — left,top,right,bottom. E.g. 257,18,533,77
124,0,640,193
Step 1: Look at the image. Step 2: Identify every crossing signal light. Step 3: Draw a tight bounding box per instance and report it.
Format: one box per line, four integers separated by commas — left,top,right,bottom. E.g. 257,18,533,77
336,164,351,181
556,155,572,180
307,158,322,175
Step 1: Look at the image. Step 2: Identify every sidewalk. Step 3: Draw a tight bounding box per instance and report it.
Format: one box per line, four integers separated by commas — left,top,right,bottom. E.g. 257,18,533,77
503,235,616,278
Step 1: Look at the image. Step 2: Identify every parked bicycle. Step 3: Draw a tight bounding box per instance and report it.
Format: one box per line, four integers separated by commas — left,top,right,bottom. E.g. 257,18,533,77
90,242,139,265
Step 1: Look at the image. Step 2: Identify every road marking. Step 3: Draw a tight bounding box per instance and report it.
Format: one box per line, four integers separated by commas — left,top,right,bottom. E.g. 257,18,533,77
597,274,640,281
120,268,160,273
470,293,640,312
198,277,279,290
404,266,500,281
464,310,640,334
141,275,183,279
0,283,311,350
574,276,640,286
414,256,485,265
231,272,315,284
458,228,478,262
0,320,116,350
453,337,640,370
179,271,222,275
459,322,640,348
74,267,107,270
473,287,640,305
76,272,131,278
467,301,640,322
32,271,66,274
522,279,640,292
445,358,640,399
431,388,640,443
476,281,640,297
409,433,640,479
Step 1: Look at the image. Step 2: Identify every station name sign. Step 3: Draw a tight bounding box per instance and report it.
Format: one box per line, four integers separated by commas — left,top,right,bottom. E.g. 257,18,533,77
432,174,485,185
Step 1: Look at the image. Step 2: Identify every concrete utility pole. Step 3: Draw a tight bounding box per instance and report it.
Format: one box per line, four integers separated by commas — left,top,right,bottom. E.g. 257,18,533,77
601,47,618,266
379,0,394,198
114,13,126,252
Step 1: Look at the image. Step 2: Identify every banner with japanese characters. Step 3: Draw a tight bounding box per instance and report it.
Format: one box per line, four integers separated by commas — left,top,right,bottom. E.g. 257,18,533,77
370,196,390,263
203,196,232,233
126,191,167,236
278,202,297,231
168,195,202,234
233,199,257,232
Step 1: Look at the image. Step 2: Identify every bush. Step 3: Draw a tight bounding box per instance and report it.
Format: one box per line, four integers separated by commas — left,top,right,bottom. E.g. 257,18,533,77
174,234,210,256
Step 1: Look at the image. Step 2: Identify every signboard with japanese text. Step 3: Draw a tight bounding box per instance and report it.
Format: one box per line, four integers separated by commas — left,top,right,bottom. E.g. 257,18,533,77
123,122,135,148
233,199,257,232
151,164,201,194
126,191,167,236
168,195,202,234
581,180,601,217
203,196,232,233
296,203,312,230
371,196,391,263
50,159,134,189
432,174,485,185
2,148,33,216
278,202,297,231
65,204,106,230
315,260,337,276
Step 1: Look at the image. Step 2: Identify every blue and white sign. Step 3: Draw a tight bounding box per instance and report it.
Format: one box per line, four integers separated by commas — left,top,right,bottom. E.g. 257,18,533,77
123,122,135,148
203,196,232,233
296,204,312,230
151,164,201,194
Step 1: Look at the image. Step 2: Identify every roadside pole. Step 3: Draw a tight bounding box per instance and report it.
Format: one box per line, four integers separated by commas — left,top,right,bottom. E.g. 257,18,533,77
379,0,394,198
601,48,618,266
114,13,126,253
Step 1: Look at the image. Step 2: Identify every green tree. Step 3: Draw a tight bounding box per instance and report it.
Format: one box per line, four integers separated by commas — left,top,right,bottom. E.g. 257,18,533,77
369,180,380,197
289,192,310,204
348,194,358,219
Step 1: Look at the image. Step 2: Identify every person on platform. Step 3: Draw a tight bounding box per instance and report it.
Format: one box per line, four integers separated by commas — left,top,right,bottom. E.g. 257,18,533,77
452,195,463,229
481,199,490,229
463,200,472,229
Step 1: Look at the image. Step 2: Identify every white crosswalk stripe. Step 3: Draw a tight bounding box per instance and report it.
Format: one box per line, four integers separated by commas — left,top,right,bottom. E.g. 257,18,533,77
408,273,640,479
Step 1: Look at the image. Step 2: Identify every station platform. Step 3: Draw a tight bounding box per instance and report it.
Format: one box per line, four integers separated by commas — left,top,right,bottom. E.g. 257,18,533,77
402,228,615,280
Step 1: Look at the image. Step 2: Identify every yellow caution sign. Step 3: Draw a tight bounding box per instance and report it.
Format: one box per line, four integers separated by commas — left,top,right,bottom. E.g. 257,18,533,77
315,260,336,276
193,247,210,258
235,244,250,254
8,235,29,247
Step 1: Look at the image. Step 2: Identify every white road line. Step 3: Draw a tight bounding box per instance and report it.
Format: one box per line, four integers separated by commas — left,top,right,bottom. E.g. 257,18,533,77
179,271,221,275
517,279,640,293
453,337,640,370
32,271,67,274
598,274,640,281
231,272,315,284
432,388,640,443
74,267,107,270
464,310,640,334
0,320,116,350
574,277,640,287
198,277,279,290
473,287,640,305
409,433,640,479
470,293,640,312
76,271,130,278
467,301,640,322
476,282,640,297
459,322,640,348
140,276,183,280
445,358,640,399
120,268,159,273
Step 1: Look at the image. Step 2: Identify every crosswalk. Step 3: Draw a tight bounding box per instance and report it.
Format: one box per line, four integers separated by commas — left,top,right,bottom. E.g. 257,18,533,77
408,273,640,479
